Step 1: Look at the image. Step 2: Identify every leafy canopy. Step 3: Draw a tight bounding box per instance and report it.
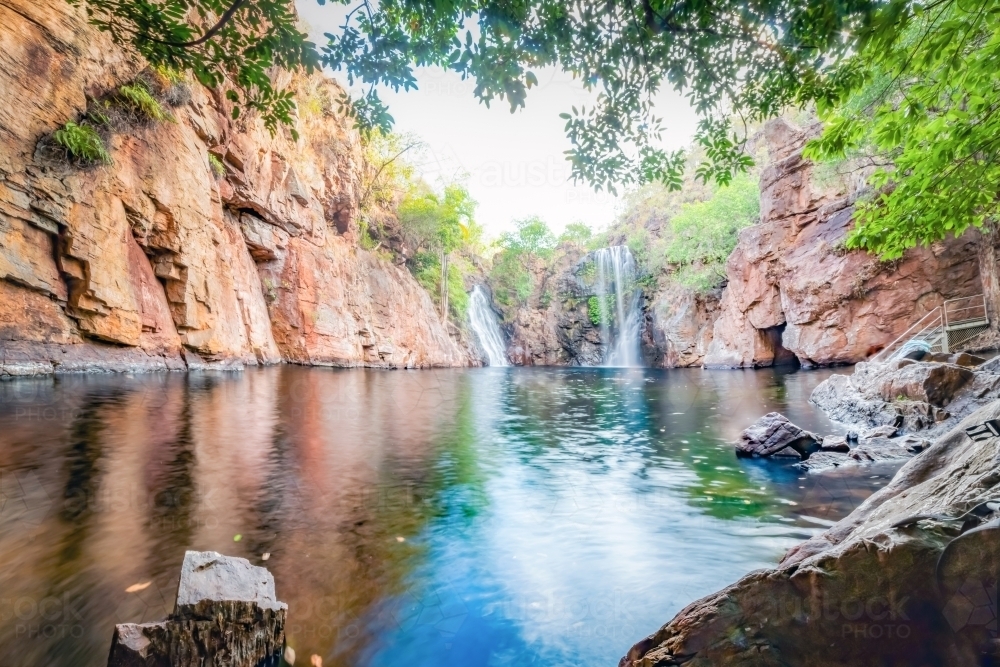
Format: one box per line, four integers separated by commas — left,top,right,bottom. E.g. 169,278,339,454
490,217,557,307
805,0,1000,258
69,0,320,137
558,222,593,246
497,217,558,258
73,0,880,191
398,182,478,254
665,172,760,290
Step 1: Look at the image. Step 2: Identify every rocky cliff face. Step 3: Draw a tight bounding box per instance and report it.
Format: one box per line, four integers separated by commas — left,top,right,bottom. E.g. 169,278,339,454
499,246,719,368
0,0,466,376
641,281,721,368
504,248,605,366
703,119,983,368
497,118,984,370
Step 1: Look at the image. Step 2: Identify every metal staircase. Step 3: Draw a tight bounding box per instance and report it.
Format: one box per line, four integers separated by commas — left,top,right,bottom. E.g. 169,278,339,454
870,295,990,364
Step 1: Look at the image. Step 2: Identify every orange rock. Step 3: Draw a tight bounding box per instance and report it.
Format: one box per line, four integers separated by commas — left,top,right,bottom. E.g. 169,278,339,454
0,0,466,376
704,119,982,368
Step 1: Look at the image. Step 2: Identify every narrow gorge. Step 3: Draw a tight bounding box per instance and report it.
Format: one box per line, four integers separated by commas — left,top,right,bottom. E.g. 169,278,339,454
0,2,986,378
487,119,986,371
3,2,1000,667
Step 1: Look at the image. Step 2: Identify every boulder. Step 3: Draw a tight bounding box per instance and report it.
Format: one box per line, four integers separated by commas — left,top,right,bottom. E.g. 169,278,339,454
621,401,1000,667
810,372,904,429
846,436,915,464
925,352,986,367
107,551,286,667
811,360,997,436
859,424,898,439
735,412,822,459
818,435,850,452
875,362,974,407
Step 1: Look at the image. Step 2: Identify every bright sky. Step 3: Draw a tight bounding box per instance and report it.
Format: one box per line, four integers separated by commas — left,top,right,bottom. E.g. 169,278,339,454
295,2,701,238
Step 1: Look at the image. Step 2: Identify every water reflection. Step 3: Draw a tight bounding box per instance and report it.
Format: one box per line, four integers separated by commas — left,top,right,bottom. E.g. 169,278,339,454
0,365,895,667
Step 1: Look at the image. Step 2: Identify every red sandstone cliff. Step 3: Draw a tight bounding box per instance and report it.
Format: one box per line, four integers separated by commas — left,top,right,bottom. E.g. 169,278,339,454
497,117,983,369
703,119,983,368
0,0,466,376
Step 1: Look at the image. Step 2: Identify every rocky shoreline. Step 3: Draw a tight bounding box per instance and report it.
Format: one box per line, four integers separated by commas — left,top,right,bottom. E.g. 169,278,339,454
620,355,1000,666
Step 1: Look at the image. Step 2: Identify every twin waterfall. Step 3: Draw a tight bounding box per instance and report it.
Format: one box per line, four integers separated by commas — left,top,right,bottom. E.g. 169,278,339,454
594,246,643,367
467,247,641,368
468,285,509,366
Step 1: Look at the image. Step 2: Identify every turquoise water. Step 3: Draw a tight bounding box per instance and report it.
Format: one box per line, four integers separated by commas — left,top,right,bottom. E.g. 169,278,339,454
0,366,897,666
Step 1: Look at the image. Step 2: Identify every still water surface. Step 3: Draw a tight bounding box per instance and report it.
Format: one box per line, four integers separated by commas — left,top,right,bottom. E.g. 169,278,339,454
0,366,898,667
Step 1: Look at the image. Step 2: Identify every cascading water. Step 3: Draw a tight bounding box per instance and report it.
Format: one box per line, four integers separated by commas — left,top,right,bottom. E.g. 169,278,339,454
468,285,509,366
594,246,643,367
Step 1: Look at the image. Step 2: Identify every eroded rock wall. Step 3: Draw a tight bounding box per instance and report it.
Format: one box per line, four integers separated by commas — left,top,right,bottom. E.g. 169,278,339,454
703,119,983,368
0,0,465,376
642,282,721,368
503,248,603,366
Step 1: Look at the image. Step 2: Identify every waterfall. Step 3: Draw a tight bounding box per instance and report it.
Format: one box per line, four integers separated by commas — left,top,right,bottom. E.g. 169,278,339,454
468,285,509,366
594,246,643,367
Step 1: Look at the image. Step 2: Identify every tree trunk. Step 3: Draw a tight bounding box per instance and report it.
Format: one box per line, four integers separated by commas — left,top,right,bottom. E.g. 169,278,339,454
440,250,449,320
978,221,1000,332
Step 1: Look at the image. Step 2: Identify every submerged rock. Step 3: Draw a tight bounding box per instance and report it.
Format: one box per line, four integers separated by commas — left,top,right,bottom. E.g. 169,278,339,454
735,412,822,459
107,551,286,667
620,401,1000,666
797,431,931,473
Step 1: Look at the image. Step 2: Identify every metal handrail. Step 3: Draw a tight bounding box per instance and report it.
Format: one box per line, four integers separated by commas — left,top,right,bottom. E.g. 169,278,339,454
870,307,943,364
871,293,989,364
943,294,986,327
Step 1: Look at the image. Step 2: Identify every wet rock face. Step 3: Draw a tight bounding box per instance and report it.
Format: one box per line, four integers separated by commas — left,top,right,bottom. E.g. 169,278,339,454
0,0,466,376
107,551,286,667
502,250,606,367
642,282,721,368
501,248,720,368
620,401,1000,667
703,118,984,369
735,412,822,459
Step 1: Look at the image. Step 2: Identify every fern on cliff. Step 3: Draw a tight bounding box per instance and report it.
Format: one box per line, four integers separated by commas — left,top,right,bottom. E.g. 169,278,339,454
208,153,225,177
51,121,112,166
117,82,174,123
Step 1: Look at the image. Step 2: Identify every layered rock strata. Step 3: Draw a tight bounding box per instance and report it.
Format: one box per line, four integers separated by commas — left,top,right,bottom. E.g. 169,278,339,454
0,0,465,377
